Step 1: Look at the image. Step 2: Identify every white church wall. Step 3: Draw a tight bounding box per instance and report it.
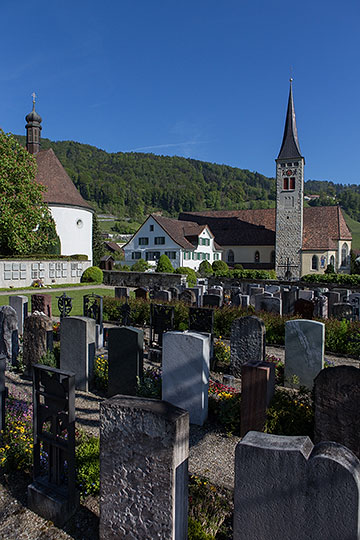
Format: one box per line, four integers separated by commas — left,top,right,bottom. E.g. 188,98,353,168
50,205,93,264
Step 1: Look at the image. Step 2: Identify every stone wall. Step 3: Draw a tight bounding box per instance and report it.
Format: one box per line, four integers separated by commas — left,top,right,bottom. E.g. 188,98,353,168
0,259,91,288
103,270,187,288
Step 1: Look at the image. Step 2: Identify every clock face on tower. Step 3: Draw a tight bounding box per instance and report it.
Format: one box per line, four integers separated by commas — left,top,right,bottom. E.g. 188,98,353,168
286,169,293,176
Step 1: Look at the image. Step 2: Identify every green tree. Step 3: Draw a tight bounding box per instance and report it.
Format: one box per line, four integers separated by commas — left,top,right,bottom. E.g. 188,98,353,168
0,130,57,255
131,259,150,272
198,260,213,277
175,266,197,287
212,260,229,276
156,254,174,273
92,213,105,266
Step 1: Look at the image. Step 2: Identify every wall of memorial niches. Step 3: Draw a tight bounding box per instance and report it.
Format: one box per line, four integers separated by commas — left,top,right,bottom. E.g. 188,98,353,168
103,270,187,289
0,259,92,288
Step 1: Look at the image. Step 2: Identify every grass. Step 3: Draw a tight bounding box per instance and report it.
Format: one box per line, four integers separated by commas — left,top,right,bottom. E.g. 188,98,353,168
343,211,360,251
0,287,114,316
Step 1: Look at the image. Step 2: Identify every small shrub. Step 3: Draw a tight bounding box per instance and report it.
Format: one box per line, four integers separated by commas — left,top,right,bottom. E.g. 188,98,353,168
131,259,150,272
76,432,100,498
324,263,335,274
156,254,174,273
188,517,215,540
93,354,108,392
136,367,162,398
213,338,230,370
212,260,229,277
39,350,58,369
173,301,189,330
80,266,103,283
208,380,241,435
198,260,214,277
175,267,197,287
264,387,314,438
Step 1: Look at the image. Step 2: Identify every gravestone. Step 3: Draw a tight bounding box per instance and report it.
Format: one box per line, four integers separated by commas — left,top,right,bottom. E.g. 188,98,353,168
324,290,341,317
285,319,324,389
31,294,52,318
189,307,214,334
23,313,53,375
108,327,144,398
153,289,172,303
150,304,175,346
240,361,275,437
83,293,103,348
163,331,210,426
134,287,149,300
28,364,78,527
265,285,281,295
234,431,360,540
230,316,266,377
100,396,189,540
294,298,314,319
313,295,328,319
232,294,242,307
349,293,360,320
298,290,314,301
0,354,7,432
282,288,298,315
0,305,19,367
203,294,221,308
60,316,96,391
332,303,353,321
9,295,28,334
169,286,180,300
314,366,360,459
114,287,129,300
179,289,197,306
333,288,350,303
119,301,132,326
57,292,73,319
250,287,264,307
255,295,282,315
241,294,250,308
208,286,223,298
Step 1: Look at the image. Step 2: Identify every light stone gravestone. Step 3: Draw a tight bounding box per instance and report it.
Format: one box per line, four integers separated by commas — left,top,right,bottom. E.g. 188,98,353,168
23,312,52,375
60,316,96,391
285,319,324,389
298,290,314,301
100,396,189,540
0,305,19,367
162,331,210,426
9,295,28,334
314,366,360,460
234,431,360,540
313,295,328,319
107,326,144,398
230,316,266,377
265,284,281,295
324,290,341,317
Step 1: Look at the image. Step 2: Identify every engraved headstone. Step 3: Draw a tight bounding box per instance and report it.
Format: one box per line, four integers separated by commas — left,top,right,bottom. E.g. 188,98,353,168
230,316,266,377
282,287,298,315
255,295,282,315
108,327,144,398
0,305,19,367
9,295,28,334
31,294,52,318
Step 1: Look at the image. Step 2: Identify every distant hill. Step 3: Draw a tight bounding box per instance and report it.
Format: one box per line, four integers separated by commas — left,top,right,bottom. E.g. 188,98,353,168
14,136,360,224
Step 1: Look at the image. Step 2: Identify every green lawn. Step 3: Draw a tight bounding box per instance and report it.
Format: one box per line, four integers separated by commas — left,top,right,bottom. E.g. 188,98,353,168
1,288,114,317
343,212,360,251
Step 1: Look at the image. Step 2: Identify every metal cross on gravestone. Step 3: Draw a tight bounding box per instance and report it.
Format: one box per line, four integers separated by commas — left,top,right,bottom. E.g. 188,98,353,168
83,293,103,327
150,304,175,346
56,292,73,319
277,258,299,280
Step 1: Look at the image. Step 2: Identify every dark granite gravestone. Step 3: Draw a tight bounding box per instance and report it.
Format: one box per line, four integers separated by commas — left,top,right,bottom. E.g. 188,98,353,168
349,293,360,320
100,396,189,539
234,431,360,540
179,289,197,306
255,295,282,315
107,326,144,398
230,316,266,377
294,298,314,319
314,366,360,459
28,365,78,527
31,294,52,318
0,305,19,367
203,294,221,308
281,287,298,315
0,354,7,432
189,307,214,334
134,287,149,300
23,313,53,375
115,287,130,300
150,304,175,346
153,289,172,302
232,294,241,307
332,302,353,321
120,301,132,326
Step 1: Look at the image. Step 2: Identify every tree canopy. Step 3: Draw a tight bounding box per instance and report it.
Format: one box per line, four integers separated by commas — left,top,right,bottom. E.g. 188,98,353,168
0,131,57,255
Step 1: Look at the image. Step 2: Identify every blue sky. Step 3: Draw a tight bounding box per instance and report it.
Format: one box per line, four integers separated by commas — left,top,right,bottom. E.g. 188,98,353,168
1,0,360,184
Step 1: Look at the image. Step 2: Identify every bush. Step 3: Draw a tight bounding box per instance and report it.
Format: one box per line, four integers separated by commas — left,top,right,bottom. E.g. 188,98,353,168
156,254,174,273
39,350,58,369
264,387,314,438
198,260,214,277
302,273,360,285
80,266,103,283
212,260,229,276
131,259,150,272
137,367,162,398
324,263,335,274
230,268,276,279
175,266,197,287
93,354,108,393
76,432,100,498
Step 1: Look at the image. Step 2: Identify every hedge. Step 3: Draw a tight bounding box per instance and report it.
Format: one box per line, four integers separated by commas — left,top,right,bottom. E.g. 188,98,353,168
302,273,360,285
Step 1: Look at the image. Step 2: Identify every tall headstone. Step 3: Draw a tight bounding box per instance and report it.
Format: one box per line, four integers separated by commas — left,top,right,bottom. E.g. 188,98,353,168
324,290,341,316
332,303,353,322
282,287,298,315
0,305,19,367
234,431,360,540
349,293,360,320
31,294,52,318
314,366,360,459
23,313,52,374
100,396,189,540
9,295,28,334
240,362,275,437
60,316,96,391
163,331,210,426
114,287,129,300
313,295,328,319
230,316,266,377
285,319,324,389
107,327,144,398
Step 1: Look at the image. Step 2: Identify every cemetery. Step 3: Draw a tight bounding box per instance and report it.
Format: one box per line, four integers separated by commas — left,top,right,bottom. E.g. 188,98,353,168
0,279,359,539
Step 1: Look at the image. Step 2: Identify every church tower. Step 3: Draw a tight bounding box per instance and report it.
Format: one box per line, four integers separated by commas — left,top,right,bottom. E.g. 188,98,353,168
275,80,304,280
25,93,42,154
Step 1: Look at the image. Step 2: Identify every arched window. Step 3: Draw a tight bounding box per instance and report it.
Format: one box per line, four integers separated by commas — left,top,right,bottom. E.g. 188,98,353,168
330,255,335,267
255,251,260,263
311,255,319,271
271,251,275,264
341,243,349,266
227,250,234,264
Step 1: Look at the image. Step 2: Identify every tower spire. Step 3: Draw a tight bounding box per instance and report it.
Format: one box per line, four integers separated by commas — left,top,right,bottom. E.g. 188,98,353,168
25,92,42,154
277,79,302,160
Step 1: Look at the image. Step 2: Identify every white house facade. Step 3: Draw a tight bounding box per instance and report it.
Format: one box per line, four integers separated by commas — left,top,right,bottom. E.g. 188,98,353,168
123,214,222,270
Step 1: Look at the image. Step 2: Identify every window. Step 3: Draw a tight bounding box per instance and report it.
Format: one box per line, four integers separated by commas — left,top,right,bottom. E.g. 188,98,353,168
341,243,349,266
227,250,234,263
289,177,295,189
138,237,149,246
165,251,176,260
199,238,210,246
312,255,319,271
330,255,335,267
132,252,141,260
255,251,260,263
145,251,160,261
283,178,295,190
155,236,165,245
150,225,154,231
